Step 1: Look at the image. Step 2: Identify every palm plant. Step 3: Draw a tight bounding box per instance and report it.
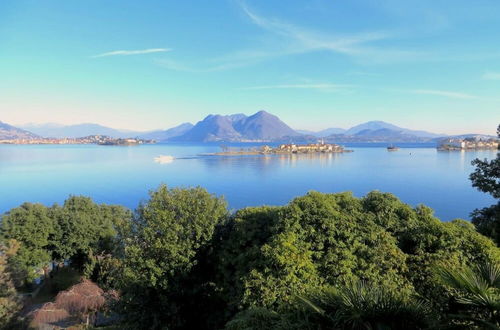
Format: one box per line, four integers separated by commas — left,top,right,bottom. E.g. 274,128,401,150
298,280,435,329
436,260,500,328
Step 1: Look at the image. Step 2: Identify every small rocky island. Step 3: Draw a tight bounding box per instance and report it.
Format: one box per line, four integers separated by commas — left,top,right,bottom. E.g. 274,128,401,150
97,136,155,146
213,142,350,156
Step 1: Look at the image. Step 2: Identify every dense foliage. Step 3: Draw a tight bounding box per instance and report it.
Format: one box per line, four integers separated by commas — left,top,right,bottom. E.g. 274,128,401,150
211,191,499,329
0,240,20,329
117,185,228,329
2,183,500,329
436,260,500,327
470,124,500,245
0,203,55,285
0,196,131,287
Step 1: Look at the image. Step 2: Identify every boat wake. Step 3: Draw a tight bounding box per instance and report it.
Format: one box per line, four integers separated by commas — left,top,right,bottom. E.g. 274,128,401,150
154,155,175,164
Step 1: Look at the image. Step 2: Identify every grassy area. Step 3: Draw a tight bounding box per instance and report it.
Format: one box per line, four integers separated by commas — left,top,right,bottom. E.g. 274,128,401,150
31,267,82,305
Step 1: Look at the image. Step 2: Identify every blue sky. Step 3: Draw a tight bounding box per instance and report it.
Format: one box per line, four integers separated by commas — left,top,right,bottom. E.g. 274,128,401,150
0,0,499,134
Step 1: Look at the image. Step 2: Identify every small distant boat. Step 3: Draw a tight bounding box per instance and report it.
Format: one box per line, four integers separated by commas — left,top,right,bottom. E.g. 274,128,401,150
387,145,399,151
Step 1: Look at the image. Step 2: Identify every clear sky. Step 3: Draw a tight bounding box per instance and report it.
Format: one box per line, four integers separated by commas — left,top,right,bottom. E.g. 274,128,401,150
1,0,499,134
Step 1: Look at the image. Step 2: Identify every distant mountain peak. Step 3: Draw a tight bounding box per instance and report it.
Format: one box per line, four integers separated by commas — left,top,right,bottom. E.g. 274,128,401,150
234,110,298,140
176,122,194,128
172,110,298,142
365,120,389,124
253,110,275,118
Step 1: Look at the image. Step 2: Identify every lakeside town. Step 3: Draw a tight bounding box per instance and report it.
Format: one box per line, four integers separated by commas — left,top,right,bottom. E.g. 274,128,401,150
0,135,156,145
437,137,499,151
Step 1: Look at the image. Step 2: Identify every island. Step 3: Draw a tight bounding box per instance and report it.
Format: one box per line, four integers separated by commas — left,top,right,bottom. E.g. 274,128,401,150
437,138,498,151
212,142,351,156
97,137,156,146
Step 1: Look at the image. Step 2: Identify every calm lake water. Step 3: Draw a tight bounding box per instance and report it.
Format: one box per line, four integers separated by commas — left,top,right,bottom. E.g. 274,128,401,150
0,143,496,221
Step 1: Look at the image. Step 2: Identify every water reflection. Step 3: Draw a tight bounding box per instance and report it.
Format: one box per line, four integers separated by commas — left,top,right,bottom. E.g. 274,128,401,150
197,152,346,174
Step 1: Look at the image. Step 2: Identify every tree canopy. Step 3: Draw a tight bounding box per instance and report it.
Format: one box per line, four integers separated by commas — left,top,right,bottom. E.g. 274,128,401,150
0,203,55,284
0,197,131,287
2,184,500,329
215,191,499,327
117,185,228,329
470,123,500,245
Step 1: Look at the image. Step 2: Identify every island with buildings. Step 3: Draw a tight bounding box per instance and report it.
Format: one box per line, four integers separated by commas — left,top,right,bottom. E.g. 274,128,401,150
437,138,498,151
0,135,156,145
213,142,350,156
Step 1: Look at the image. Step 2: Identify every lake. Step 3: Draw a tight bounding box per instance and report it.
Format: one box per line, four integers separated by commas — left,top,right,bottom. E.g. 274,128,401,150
0,143,496,221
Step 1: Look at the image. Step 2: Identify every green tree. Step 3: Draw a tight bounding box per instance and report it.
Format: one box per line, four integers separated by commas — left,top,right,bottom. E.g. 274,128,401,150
470,124,500,245
393,208,500,311
118,185,228,329
2,187,499,329
215,206,320,312
0,203,55,285
1,197,131,286
0,239,21,329
216,191,413,317
471,158,500,199
471,204,500,246
216,190,500,327
51,196,131,273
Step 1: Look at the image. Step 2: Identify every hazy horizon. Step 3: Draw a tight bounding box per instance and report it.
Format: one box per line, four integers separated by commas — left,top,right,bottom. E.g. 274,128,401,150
1,0,499,135
9,113,492,137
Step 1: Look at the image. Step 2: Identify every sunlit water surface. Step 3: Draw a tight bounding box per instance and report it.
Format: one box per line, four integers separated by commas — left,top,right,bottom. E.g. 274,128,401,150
0,143,496,221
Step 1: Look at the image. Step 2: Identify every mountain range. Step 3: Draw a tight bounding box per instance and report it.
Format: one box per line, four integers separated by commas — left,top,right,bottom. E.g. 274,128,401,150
3,111,495,142
297,128,346,137
0,121,39,140
344,121,442,138
20,123,141,139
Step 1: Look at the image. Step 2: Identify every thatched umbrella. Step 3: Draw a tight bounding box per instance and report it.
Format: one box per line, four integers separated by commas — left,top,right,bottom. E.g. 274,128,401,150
54,279,106,325
28,302,70,328
29,279,108,328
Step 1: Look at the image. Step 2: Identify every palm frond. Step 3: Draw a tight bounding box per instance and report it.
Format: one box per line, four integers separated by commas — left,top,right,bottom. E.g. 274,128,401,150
476,262,500,289
299,280,435,329
435,261,500,311
296,294,326,316
436,266,489,294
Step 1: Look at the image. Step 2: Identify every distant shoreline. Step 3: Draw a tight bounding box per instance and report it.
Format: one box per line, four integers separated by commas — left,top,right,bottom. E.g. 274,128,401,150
0,136,155,145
